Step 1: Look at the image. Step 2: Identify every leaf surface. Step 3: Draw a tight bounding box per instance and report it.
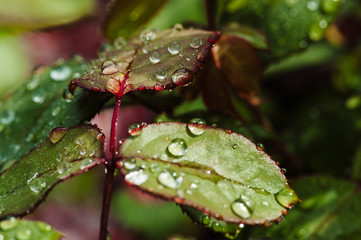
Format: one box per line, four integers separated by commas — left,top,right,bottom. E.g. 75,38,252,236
70,28,220,97
0,57,110,172
118,122,298,226
0,219,63,240
0,124,105,219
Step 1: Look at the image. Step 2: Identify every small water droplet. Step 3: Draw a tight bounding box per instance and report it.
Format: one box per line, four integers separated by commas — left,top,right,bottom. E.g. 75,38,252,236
149,51,161,63
26,76,40,90
281,168,287,173
187,123,206,136
128,123,142,136
158,170,183,189
168,41,182,55
32,89,46,104
51,106,61,117
171,68,193,86
190,118,206,124
173,23,184,32
124,158,136,170
262,201,270,206
239,223,245,228
0,217,18,230
231,200,252,219
190,182,199,189
256,143,264,151
114,37,126,49
167,138,187,157
36,222,52,232
29,178,46,193
202,215,210,225
49,127,68,144
125,170,148,185
16,228,32,240
307,0,319,11
190,37,202,49
150,163,160,172
97,132,104,140
196,52,206,62
156,69,167,81
232,144,238,149
57,162,70,175
224,129,232,134
140,29,156,41
101,60,119,75
0,110,15,125
275,186,298,208
212,222,222,232
50,65,71,81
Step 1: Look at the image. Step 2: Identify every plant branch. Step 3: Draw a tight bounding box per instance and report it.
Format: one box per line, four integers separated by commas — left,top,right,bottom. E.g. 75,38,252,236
204,0,217,30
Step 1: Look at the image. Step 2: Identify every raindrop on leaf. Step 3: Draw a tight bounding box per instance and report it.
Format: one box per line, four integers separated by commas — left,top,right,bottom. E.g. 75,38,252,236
101,60,119,75
168,41,182,55
167,138,187,157
140,29,156,41
156,69,167,81
190,37,202,49
157,171,182,189
231,200,253,219
50,65,71,81
173,23,184,32
171,68,193,86
149,51,161,64
125,170,148,185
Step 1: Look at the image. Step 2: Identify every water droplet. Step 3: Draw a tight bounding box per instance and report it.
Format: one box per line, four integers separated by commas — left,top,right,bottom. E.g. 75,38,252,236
173,23,184,32
319,19,328,29
156,69,167,81
32,89,46,104
256,143,264,151
190,182,199,189
125,170,148,185
167,138,187,157
101,60,119,75
187,123,206,136
0,217,18,230
275,186,298,208
26,76,40,90
36,222,52,232
63,88,74,102
281,168,287,173
124,158,136,170
114,37,126,49
51,106,61,117
232,144,238,149
196,52,206,62
307,0,319,11
224,129,232,134
190,38,202,49
202,215,210,225
80,158,93,170
0,110,15,125
149,51,161,63
29,178,46,193
190,118,206,124
168,41,182,55
212,222,222,232
49,127,68,144
171,68,193,86
239,223,245,228
128,123,142,136
16,228,32,240
262,201,270,206
97,132,104,140
50,65,71,81
231,200,252,219
140,29,156,41
150,163,160,172
57,162,70,175
158,171,183,189
79,149,87,156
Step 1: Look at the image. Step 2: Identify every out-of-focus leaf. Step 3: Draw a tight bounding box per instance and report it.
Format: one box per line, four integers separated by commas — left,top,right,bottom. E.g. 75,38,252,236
352,142,361,180
248,176,361,240
103,0,168,42
0,218,63,239
70,28,220,97
0,57,110,172
0,124,105,219
0,0,95,30
112,189,193,240
219,0,343,59
119,123,297,229
212,35,262,104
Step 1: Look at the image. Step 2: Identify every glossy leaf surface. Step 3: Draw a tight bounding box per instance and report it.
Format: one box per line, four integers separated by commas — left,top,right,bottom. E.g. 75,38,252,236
0,57,110,172
70,28,220,97
0,218,62,240
119,123,297,226
0,125,104,219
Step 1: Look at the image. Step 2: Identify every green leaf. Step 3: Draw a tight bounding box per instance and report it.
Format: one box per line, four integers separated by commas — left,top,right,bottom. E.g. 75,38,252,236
249,176,361,240
70,28,220,97
0,0,95,31
0,57,110,171
0,218,62,240
0,124,105,218
118,123,298,227
103,0,168,42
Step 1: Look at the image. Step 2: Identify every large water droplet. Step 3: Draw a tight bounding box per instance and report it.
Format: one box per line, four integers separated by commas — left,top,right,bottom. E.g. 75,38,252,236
173,23,184,32
0,110,15,125
156,69,167,81
101,60,119,75
171,68,193,86
187,123,206,136
125,170,148,185
0,217,18,230
124,158,136,170
140,29,156,41
157,171,182,189
16,228,32,240
231,200,252,219
190,37,202,49
167,138,187,157
49,127,68,144
275,186,298,208
149,51,161,63
50,65,71,81
168,41,182,55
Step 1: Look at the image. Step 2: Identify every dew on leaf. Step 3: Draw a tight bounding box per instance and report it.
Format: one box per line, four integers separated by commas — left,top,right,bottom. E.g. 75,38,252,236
0,217,18,230
128,123,142,136
101,60,119,75
29,178,46,193
173,23,183,32
167,138,187,157
171,68,193,86
57,162,70,175
31,89,46,104
149,51,161,64
125,170,148,185
187,123,206,136
190,182,199,189
36,222,52,232
168,41,182,55
275,186,299,208
190,37,202,49
80,158,94,170
232,144,238,149
150,163,160,173
202,215,210,225
256,143,264,151
50,65,71,81
157,171,183,189
124,158,136,170
140,29,156,41
190,118,206,124
196,52,206,62
156,69,167,81
0,110,15,125
231,200,253,219
49,127,68,144
16,228,32,240
212,222,222,232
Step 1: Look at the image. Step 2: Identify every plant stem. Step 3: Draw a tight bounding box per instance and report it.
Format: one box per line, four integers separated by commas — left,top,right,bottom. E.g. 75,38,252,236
204,0,216,30
99,96,122,240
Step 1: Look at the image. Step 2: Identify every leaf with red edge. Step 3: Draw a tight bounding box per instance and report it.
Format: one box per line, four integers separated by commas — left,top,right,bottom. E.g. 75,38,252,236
0,124,105,219
69,28,220,97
